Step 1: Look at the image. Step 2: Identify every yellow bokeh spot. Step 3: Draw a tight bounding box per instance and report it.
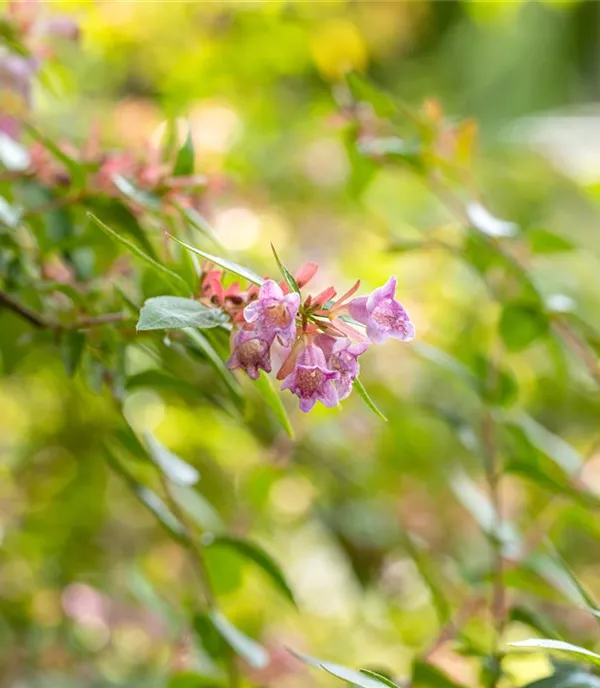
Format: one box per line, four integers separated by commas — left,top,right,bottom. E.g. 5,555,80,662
310,19,367,81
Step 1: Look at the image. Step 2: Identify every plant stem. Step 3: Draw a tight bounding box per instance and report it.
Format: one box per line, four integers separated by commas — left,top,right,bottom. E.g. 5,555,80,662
0,290,53,328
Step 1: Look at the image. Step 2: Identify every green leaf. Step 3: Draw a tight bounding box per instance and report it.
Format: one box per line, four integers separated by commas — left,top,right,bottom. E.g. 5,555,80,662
528,229,575,255
168,234,263,286
290,649,402,688
112,174,161,210
346,73,397,118
24,123,86,189
169,484,224,532
60,331,85,377
412,342,477,388
412,660,468,688
193,613,226,660
0,196,22,228
175,204,221,245
499,302,549,352
208,610,269,670
184,328,242,404
133,484,186,540
143,431,200,485
253,370,295,439
88,212,189,294
137,296,228,331
353,377,388,422
522,667,600,688
204,534,296,606
270,243,300,294
509,640,600,667
173,126,195,176
0,131,30,171
359,670,402,688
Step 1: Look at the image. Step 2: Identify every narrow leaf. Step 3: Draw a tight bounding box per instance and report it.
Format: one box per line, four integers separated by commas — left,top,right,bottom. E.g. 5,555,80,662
170,484,224,532
25,122,85,188
205,534,296,606
167,234,263,286
253,370,295,438
112,174,161,210
209,611,269,670
270,243,300,294
173,126,195,177
353,377,388,422
144,431,200,486
137,296,228,331
467,202,518,238
290,649,401,688
88,212,189,294
0,132,30,171
509,640,600,667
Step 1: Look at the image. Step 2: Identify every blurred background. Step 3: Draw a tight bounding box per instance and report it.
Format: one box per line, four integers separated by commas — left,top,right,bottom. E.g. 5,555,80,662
3,1,600,687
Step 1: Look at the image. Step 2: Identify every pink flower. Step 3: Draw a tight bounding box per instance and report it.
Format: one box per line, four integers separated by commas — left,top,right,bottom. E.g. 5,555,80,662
244,279,300,346
227,328,273,380
348,276,414,344
318,336,369,400
281,342,339,412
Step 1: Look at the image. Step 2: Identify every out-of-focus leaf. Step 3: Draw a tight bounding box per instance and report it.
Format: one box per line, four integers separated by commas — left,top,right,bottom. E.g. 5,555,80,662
0,132,30,170
137,296,228,331
184,328,242,404
204,534,296,606
85,197,157,258
509,640,600,667
112,174,161,210
509,605,560,640
412,659,468,688
168,234,263,286
25,123,85,189
60,330,85,377
88,212,189,294
359,670,402,688
0,195,22,228
412,342,477,387
176,205,221,245
528,229,575,254
209,611,269,670
173,126,195,177
253,370,294,439
357,136,422,168
133,484,186,540
290,649,401,688
144,431,200,486
193,613,226,660
449,471,522,558
467,202,518,238
170,484,224,532
169,672,222,688
542,544,599,614
506,413,582,477
270,243,300,294
499,302,549,352
522,667,600,688
353,377,388,422
346,73,397,118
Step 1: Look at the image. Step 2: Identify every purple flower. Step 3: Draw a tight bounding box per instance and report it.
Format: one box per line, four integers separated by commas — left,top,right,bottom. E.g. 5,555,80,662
226,328,273,380
281,342,339,413
348,276,414,344
325,337,369,400
244,279,300,346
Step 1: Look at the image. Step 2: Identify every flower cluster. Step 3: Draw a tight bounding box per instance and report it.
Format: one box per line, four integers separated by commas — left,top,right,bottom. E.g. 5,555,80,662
222,263,415,413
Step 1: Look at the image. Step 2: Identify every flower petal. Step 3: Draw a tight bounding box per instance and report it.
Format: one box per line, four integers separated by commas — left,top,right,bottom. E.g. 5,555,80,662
347,295,369,324
366,276,397,312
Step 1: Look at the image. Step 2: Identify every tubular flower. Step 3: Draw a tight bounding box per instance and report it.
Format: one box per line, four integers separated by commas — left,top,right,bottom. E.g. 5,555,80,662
226,328,273,380
321,336,369,401
348,276,415,344
280,342,339,413
243,279,300,346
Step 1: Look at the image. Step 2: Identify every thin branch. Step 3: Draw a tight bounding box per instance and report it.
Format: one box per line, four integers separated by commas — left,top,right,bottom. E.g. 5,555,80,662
0,290,53,329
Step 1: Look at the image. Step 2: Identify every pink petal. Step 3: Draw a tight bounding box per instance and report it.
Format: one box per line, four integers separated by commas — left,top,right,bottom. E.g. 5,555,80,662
295,262,319,287
366,276,397,312
260,279,284,302
347,296,369,324
243,301,261,323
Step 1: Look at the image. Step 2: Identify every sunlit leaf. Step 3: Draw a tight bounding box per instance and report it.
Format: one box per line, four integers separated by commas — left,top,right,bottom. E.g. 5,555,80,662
0,131,30,171
168,234,263,286
170,484,224,532
528,229,575,254
253,370,294,438
133,484,186,540
290,649,402,688
204,534,296,606
509,640,600,667
173,126,195,177
112,174,161,210
137,296,228,331
60,331,85,377
467,202,518,238
144,431,200,485
0,195,22,228
209,611,269,670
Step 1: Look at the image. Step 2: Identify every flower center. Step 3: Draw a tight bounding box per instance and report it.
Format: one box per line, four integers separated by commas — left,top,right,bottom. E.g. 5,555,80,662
372,300,403,331
295,367,324,397
264,303,290,328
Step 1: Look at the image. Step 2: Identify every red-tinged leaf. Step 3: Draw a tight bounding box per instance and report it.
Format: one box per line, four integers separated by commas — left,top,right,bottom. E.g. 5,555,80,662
312,286,337,308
